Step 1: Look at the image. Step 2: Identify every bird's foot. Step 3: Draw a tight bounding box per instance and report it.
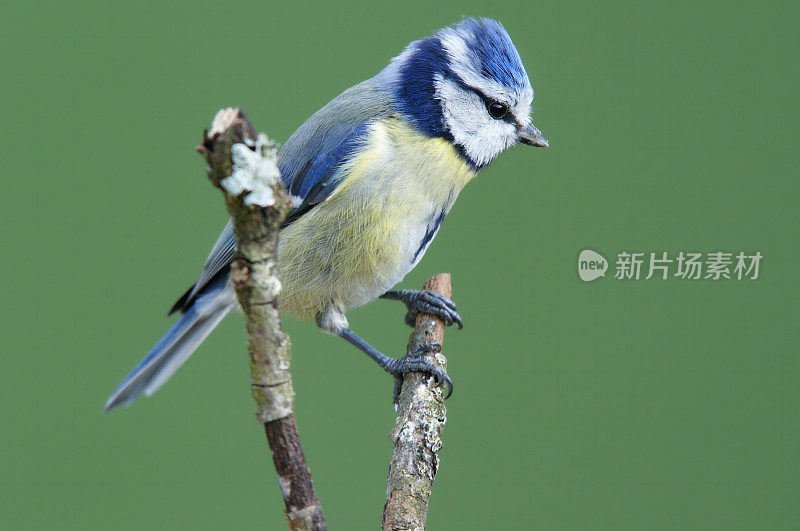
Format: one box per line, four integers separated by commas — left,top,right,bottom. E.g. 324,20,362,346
385,342,452,403
382,289,463,329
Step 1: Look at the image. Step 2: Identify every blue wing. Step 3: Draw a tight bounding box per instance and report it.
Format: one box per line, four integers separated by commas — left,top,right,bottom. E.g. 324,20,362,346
281,121,370,226
169,79,393,314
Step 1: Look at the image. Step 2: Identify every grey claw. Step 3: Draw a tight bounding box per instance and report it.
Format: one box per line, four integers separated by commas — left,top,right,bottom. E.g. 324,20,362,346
389,342,452,403
403,290,464,329
392,376,403,403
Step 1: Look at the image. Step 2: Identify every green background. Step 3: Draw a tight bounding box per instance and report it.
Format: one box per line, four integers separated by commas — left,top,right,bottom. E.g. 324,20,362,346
2,1,797,529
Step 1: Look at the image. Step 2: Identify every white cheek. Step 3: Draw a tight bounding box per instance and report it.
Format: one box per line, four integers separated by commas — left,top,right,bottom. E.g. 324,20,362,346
435,77,517,166
514,92,534,127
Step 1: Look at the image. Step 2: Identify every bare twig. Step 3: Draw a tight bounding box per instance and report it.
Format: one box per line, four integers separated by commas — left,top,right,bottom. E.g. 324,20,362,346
199,107,326,531
382,274,451,531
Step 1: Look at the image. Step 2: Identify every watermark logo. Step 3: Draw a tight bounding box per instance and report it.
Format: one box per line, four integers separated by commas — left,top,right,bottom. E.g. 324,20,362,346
578,249,608,282
579,250,762,282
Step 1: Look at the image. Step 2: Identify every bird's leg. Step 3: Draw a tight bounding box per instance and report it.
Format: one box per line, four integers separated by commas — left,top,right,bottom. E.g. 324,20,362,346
317,305,453,402
338,327,453,402
380,289,463,329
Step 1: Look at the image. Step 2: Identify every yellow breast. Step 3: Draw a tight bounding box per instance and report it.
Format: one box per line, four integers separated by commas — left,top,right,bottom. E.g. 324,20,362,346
277,117,476,320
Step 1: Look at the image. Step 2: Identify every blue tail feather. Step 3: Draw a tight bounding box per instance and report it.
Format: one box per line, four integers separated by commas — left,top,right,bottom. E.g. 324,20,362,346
104,279,233,411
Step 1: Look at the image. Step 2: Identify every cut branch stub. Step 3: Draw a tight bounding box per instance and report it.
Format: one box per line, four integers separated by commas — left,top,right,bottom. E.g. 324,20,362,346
200,107,326,531
200,108,294,423
382,273,452,531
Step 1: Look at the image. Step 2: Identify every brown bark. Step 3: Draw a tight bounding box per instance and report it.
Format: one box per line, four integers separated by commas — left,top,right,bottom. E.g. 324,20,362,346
199,107,326,531
382,274,452,531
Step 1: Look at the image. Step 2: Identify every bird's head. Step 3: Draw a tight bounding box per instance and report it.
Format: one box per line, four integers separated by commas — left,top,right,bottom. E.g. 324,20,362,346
387,17,548,169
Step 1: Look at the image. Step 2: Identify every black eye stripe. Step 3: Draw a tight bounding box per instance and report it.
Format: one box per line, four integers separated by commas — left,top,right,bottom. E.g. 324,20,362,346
450,75,521,127
470,86,518,125
489,101,509,119
485,98,518,125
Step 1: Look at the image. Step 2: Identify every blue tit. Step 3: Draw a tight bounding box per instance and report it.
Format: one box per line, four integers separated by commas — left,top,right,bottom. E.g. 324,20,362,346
105,17,548,411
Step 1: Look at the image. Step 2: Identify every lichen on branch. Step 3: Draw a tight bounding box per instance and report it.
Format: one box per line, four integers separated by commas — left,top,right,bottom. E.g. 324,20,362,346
382,274,452,531
199,107,326,531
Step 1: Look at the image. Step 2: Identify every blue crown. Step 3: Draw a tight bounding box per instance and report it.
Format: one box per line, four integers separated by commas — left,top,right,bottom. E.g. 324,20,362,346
446,18,529,92
392,18,530,141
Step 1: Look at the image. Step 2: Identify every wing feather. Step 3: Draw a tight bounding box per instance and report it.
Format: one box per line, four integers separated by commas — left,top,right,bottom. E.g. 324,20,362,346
169,79,393,313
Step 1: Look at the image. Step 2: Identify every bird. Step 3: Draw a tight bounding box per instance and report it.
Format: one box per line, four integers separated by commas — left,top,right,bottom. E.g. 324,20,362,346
104,17,548,411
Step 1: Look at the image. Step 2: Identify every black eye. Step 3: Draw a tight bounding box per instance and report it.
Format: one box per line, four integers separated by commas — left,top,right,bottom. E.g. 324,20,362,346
487,101,509,119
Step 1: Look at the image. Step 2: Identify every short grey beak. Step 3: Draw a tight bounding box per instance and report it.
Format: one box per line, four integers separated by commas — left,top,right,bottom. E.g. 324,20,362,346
518,124,549,147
